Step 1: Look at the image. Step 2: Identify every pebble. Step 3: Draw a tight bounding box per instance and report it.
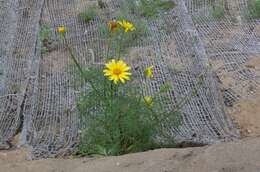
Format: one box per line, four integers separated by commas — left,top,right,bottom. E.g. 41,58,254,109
0,142,11,150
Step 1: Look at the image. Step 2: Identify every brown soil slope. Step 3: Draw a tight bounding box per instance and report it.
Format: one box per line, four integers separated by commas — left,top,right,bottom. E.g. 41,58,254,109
0,137,260,172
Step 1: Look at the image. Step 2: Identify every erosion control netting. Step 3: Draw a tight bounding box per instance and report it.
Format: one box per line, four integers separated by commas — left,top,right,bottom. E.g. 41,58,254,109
0,0,44,147
1,0,259,158
185,0,260,105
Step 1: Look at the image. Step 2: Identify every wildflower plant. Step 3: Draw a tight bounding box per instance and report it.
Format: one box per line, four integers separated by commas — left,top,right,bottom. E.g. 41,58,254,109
58,16,199,156
99,2,150,53
57,26,65,33
103,59,131,84
100,18,144,55
145,66,154,78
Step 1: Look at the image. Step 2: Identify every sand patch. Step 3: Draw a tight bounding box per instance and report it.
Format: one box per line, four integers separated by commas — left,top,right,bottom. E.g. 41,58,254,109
1,138,260,172
228,94,260,137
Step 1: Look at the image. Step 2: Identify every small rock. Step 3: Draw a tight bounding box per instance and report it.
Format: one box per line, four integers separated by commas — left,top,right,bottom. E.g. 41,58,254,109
247,129,252,133
0,142,11,150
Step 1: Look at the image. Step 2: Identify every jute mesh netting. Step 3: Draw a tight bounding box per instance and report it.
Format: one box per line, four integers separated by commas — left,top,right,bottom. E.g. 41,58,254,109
0,0,259,158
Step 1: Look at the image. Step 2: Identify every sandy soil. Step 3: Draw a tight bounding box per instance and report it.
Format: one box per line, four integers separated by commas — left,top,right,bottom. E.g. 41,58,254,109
228,94,260,137
228,56,260,137
0,137,260,172
210,55,260,138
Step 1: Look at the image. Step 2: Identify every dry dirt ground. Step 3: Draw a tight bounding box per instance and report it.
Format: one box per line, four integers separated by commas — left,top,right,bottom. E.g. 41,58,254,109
1,137,260,172
214,55,260,137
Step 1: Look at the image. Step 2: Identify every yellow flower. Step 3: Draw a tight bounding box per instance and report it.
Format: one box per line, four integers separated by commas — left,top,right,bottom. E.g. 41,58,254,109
145,66,154,78
103,59,131,84
117,20,136,32
58,26,65,33
144,96,153,106
108,19,119,32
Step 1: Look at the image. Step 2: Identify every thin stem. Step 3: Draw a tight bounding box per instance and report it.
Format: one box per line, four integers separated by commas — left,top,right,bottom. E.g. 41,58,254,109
117,33,124,59
61,33,104,100
159,73,205,118
174,74,204,110
106,33,112,59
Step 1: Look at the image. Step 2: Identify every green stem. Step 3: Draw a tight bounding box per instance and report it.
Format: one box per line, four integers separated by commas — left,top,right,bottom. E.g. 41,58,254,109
117,33,124,59
106,33,112,59
159,73,205,118
61,33,104,101
175,74,204,110
141,95,165,135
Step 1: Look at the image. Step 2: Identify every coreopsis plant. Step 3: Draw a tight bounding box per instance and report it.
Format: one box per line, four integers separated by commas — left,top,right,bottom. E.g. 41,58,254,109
117,20,136,32
103,18,144,55
57,26,65,33
58,19,187,156
103,59,131,84
145,66,154,78
108,20,120,32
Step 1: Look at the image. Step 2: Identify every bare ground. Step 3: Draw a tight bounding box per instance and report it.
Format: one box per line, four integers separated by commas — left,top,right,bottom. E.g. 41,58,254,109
0,137,260,172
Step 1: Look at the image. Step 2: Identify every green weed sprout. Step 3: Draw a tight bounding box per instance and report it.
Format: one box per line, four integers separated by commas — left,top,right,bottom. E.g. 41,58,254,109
211,5,225,19
79,6,98,23
40,24,52,54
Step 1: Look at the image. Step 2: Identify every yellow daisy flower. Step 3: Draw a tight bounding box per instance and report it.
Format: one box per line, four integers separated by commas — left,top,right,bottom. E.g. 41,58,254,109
57,26,66,33
108,19,119,32
144,96,153,107
103,59,131,84
117,20,136,32
145,66,154,78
